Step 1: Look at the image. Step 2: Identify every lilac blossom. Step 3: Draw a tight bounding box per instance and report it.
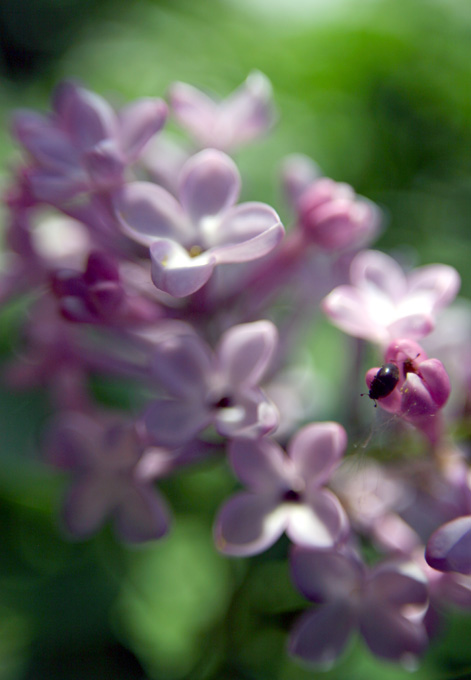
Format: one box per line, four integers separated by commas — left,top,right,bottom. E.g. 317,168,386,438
426,515,471,575
12,81,167,203
144,320,279,447
365,338,451,442
113,148,284,297
47,413,172,542
289,547,428,666
168,71,275,151
322,250,460,345
214,422,348,556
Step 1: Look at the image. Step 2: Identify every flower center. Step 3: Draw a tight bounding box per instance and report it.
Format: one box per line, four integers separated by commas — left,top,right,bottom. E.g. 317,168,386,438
282,489,301,503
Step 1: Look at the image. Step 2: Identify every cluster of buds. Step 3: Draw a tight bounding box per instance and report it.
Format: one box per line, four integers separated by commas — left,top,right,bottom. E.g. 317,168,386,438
2,72,470,670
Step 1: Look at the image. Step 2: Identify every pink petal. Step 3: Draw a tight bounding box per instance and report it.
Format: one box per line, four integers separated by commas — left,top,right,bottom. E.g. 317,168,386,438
289,602,355,666
149,239,216,297
288,422,347,485
118,98,168,161
418,358,451,408
115,485,170,543
280,153,321,207
407,264,460,311
214,492,286,556
217,320,277,386
144,399,210,447
387,313,434,341
426,515,471,574
322,286,383,342
210,201,283,251
113,182,189,246
229,438,291,493
350,250,407,301
179,149,240,223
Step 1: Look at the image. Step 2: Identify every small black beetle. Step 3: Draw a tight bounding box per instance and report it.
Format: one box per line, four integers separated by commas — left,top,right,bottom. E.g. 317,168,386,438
362,362,400,407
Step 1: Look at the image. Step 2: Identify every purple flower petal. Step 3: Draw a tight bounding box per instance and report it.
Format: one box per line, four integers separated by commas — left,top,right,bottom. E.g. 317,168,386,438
63,473,118,538
287,489,349,548
360,604,427,662
150,332,212,398
179,149,240,223
149,239,216,297
229,438,291,493
288,422,347,485
53,81,119,151
168,82,218,145
217,320,277,386
118,98,168,161
426,515,471,574
368,562,428,608
115,485,170,543
144,398,210,447
113,182,189,246
290,546,363,603
289,601,355,667
417,358,451,408
210,203,284,263
29,168,88,203
12,110,78,170
214,492,286,556
387,313,434,341
280,153,321,208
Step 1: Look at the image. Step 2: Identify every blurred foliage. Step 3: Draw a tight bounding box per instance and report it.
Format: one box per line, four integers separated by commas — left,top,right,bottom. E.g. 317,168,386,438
2,0,471,678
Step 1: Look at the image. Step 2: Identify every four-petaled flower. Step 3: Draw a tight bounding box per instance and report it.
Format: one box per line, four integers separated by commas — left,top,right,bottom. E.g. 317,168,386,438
214,422,349,556
322,250,460,345
145,320,279,446
113,148,284,297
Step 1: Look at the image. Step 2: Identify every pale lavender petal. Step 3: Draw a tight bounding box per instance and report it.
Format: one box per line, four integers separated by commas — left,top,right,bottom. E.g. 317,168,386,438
290,546,362,603
53,81,119,151
211,202,282,245
287,490,349,548
360,605,428,662
118,98,168,161
218,71,275,147
426,515,471,574
322,286,384,342
115,485,170,543
217,320,278,386
368,562,428,608
144,399,210,447
289,602,355,666
229,438,291,493
63,474,117,537
149,239,216,297
214,492,286,556
288,422,347,485
83,140,124,187
150,332,212,398
407,264,460,311
179,149,240,223
113,182,189,246
168,81,218,144
29,168,88,203
280,153,321,207
214,387,278,439
12,110,78,170
350,250,407,301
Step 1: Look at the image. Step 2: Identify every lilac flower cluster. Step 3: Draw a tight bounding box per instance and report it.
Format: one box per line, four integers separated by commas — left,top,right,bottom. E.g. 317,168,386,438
2,73,471,669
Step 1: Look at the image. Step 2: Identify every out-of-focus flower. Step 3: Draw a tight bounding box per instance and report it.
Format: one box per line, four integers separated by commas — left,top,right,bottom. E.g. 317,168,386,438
426,514,471,575
113,148,284,297
289,548,428,666
365,339,451,442
168,71,275,151
322,250,460,345
214,422,348,556
12,81,167,203
47,413,172,542
145,320,279,446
